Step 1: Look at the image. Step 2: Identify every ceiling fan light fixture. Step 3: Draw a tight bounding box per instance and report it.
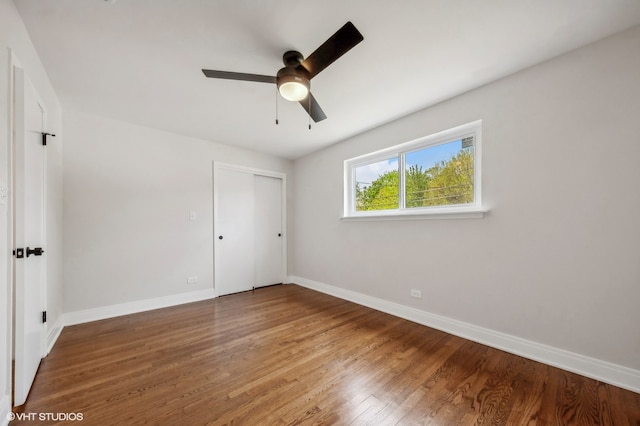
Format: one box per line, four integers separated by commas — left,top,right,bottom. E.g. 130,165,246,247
277,73,310,102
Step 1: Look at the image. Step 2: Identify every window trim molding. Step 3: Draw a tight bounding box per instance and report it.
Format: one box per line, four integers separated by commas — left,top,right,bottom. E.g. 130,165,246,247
343,120,485,220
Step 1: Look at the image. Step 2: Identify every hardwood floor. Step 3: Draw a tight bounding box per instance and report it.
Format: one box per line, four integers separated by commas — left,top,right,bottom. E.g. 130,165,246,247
12,284,640,425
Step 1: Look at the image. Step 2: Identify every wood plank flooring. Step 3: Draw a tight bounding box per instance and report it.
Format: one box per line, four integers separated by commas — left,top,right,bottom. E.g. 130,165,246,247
12,284,640,425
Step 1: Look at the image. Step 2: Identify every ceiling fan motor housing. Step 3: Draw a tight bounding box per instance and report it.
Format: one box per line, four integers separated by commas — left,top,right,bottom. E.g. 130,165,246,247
282,50,304,67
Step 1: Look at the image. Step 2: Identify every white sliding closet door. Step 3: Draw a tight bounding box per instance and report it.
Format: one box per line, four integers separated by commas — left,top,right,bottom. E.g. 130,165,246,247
215,168,255,296
254,175,283,288
214,164,285,296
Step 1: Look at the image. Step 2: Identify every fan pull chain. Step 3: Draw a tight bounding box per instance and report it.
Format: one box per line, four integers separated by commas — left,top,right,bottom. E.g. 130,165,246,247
308,96,312,130
275,86,279,125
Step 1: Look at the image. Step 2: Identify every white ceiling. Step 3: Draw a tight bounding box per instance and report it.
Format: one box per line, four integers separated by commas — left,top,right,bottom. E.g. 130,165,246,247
14,0,640,159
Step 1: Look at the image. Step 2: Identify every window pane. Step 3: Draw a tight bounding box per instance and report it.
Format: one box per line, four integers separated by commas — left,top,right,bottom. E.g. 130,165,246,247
405,138,474,208
355,157,399,211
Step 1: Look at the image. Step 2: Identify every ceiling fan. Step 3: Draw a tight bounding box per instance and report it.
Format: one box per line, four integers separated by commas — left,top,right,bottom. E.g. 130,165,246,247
202,21,364,123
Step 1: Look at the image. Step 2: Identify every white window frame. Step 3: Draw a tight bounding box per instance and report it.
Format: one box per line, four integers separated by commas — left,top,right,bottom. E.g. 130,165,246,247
343,120,486,220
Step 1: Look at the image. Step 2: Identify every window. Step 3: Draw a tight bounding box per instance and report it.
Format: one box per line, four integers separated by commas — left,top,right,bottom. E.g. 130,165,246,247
344,121,484,219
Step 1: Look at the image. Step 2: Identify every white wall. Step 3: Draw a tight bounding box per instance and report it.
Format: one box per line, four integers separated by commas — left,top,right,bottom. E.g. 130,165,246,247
62,110,293,314
291,25,640,381
0,0,63,421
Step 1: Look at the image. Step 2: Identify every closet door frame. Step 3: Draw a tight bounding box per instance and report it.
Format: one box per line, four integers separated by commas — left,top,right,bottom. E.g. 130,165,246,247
212,162,287,296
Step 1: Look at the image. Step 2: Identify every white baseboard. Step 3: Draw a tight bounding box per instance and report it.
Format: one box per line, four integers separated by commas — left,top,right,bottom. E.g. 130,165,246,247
46,316,64,355
288,275,640,394
0,394,10,426
63,289,217,326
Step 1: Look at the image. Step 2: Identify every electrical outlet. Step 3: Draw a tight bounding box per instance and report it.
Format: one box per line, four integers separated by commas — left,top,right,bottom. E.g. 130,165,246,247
187,276,198,284
410,289,422,299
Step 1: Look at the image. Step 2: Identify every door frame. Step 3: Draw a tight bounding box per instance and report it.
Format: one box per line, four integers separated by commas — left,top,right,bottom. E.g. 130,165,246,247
8,50,48,405
212,162,287,296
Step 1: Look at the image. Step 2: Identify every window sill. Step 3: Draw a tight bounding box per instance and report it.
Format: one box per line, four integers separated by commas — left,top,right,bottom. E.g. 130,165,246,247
341,207,487,221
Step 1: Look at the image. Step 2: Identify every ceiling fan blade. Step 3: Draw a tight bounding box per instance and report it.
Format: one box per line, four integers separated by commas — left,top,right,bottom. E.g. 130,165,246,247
300,21,364,79
299,92,327,122
202,69,276,84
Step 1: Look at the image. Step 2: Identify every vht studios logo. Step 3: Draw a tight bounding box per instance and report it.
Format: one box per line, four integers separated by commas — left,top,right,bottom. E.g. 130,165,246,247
8,412,84,421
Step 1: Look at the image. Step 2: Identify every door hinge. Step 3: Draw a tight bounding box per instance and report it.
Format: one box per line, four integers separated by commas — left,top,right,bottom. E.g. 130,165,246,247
13,248,24,258
42,132,55,146
42,311,47,323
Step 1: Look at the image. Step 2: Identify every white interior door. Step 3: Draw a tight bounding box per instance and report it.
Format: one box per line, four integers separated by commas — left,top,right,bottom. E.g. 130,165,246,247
254,175,283,288
13,67,46,406
214,168,255,296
